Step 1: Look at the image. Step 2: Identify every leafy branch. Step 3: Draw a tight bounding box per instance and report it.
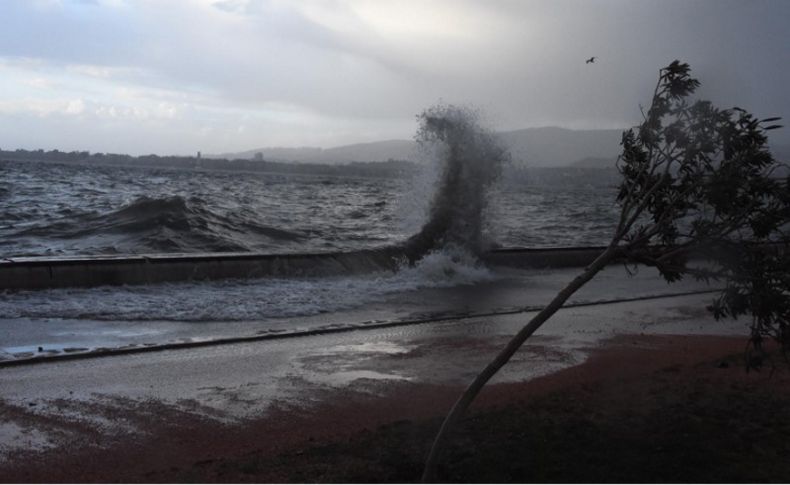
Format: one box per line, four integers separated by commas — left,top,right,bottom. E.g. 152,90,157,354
422,60,790,481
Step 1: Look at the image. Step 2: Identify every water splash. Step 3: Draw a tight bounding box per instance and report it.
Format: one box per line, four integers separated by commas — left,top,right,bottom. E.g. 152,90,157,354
1,252,495,322
403,104,510,261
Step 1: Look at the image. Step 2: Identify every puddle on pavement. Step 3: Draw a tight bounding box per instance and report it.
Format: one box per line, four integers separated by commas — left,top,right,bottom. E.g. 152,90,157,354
0,421,56,458
310,369,413,387
325,341,413,355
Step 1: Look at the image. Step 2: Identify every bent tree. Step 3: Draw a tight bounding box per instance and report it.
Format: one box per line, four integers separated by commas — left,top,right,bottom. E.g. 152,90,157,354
422,61,790,481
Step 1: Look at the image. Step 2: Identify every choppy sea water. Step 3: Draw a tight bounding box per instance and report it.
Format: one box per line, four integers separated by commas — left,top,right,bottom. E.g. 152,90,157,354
0,159,620,257
0,159,718,361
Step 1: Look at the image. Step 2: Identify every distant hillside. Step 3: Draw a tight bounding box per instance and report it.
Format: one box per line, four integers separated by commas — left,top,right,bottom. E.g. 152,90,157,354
773,143,790,163
212,140,416,165
499,127,623,167
571,156,618,169
212,127,625,168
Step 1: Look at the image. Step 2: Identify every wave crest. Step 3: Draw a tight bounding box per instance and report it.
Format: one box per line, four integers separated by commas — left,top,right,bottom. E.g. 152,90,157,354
13,195,305,253
404,104,509,260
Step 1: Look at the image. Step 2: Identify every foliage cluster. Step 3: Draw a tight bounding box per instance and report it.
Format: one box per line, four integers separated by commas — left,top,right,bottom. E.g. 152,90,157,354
423,61,790,480
614,61,790,362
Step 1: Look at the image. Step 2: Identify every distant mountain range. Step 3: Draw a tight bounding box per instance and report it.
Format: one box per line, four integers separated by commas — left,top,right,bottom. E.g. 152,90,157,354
210,127,625,168
500,127,623,168
210,126,790,169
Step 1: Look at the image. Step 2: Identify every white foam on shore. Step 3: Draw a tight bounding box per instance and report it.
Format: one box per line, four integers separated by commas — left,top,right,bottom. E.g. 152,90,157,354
0,248,496,322
394,247,493,286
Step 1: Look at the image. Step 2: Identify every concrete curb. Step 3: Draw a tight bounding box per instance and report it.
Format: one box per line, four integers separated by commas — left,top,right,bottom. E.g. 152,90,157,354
1,246,611,290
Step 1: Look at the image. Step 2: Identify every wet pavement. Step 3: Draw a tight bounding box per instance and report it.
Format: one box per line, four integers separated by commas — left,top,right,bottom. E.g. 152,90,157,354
1,263,715,363
0,285,747,460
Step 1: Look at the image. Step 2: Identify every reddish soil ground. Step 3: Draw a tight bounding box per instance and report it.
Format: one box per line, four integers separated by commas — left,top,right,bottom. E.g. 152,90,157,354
2,333,789,483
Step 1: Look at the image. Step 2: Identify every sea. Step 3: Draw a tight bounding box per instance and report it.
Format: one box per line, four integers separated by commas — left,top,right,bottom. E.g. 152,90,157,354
0,117,641,359
0,159,619,258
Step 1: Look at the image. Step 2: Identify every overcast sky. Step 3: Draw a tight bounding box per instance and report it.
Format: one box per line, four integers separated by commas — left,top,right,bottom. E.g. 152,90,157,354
1,0,788,155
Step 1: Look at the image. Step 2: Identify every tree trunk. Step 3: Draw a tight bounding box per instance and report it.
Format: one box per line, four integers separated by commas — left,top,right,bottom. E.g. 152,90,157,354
421,245,619,482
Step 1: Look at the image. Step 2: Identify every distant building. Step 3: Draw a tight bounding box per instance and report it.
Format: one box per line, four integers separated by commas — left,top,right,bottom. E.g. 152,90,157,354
254,152,264,161
197,151,202,159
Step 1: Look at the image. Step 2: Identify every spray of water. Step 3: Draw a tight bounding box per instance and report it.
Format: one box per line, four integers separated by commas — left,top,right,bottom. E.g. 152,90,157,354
402,104,510,261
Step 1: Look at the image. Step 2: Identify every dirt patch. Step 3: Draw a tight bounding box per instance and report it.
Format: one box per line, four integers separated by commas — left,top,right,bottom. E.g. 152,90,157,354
2,334,789,482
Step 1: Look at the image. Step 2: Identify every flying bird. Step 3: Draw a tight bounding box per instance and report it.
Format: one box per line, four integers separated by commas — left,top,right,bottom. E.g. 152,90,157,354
586,56,597,64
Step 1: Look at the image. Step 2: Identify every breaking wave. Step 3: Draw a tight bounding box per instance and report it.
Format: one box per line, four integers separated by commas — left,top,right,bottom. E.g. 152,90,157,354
11,195,305,254
3,105,510,293
2,246,496,322
403,104,509,261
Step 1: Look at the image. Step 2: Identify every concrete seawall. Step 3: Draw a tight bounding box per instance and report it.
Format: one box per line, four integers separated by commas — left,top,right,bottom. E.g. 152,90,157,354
1,246,610,290
482,246,611,269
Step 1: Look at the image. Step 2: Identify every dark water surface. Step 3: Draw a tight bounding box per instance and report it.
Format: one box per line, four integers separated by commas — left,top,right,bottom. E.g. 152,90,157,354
1,160,619,257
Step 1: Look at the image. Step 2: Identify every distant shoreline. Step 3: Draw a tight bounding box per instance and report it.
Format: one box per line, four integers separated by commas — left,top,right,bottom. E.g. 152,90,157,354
1,154,622,180
0,153,420,179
